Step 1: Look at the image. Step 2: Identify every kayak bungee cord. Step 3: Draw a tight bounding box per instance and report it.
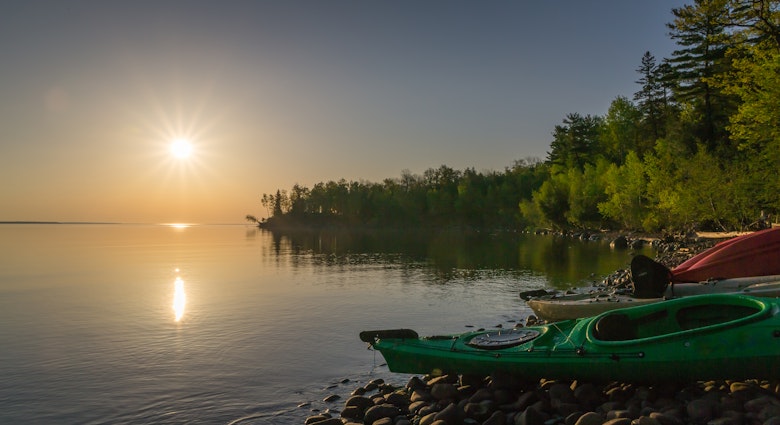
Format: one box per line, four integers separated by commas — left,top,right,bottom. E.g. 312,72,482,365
549,322,580,351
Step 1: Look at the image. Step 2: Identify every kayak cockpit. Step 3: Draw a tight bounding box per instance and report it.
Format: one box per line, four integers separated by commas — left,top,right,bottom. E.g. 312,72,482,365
591,295,767,342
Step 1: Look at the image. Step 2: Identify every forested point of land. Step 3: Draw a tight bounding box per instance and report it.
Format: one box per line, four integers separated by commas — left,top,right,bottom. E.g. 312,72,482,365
249,1,780,234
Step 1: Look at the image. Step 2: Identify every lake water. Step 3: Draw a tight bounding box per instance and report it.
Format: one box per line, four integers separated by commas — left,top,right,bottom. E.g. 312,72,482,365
0,224,653,424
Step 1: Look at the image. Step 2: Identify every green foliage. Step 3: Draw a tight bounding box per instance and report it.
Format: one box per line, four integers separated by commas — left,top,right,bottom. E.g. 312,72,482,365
547,113,605,170
598,152,648,230
254,1,780,233
532,179,569,230
601,96,642,162
567,162,610,229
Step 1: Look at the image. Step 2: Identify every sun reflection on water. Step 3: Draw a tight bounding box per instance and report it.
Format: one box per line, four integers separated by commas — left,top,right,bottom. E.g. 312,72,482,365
173,275,186,322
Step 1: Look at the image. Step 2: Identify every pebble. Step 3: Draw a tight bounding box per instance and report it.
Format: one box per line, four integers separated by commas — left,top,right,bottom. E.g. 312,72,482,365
304,375,780,425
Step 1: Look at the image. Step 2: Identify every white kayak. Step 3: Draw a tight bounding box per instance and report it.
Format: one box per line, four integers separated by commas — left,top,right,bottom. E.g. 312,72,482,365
525,275,780,322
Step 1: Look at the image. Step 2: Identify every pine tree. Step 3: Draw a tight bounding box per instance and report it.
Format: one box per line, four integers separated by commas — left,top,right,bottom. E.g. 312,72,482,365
667,0,736,154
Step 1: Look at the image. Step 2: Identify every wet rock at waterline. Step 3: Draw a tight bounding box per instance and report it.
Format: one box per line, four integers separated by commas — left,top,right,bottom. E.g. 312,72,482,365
304,375,780,425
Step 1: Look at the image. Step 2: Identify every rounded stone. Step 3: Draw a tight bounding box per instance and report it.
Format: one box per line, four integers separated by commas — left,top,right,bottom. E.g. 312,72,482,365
363,404,400,424
345,395,373,410
419,412,438,425
602,418,631,425
433,402,459,424
513,406,546,425
633,416,662,425
304,414,331,425
686,398,719,423
469,388,494,403
311,419,342,425
610,236,628,249
464,400,494,421
574,382,603,408
548,383,576,403
384,392,409,407
573,411,603,425
407,376,426,390
483,410,507,425
431,383,459,401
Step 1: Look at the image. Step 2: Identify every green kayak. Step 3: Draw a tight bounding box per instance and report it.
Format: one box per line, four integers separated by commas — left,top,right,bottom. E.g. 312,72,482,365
360,294,780,382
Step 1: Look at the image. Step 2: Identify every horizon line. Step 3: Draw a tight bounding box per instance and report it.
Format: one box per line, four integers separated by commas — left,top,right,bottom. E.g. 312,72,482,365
0,221,248,226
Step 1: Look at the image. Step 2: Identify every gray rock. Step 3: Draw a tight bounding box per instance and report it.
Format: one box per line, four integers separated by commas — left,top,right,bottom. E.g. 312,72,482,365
469,388,494,403
602,418,631,425
419,412,438,425
483,410,507,425
632,416,662,425
304,414,331,425
344,395,373,410
707,414,743,425
610,235,628,249
339,406,361,421
384,392,409,408
430,383,459,401
548,383,576,404
574,383,604,410
573,411,603,425
686,398,719,424
306,418,342,425
463,400,495,422
411,389,433,402
605,409,632,420
407,376,426,390
650,410,684,425
513,406,546,425
363,404,400,424
555,402,582,417
418,403,441,417
763,417,780,425
433,402,459,424
408,400,429,414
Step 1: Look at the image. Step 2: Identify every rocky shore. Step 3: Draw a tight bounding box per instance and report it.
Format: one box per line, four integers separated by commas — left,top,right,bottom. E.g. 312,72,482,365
307,374,780,425
304,233,780,425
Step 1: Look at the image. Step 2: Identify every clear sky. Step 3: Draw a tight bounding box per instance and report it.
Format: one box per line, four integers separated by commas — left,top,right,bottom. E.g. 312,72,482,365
0,1,687,224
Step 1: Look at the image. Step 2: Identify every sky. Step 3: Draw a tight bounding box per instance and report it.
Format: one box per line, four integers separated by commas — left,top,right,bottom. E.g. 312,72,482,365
0,1,688,224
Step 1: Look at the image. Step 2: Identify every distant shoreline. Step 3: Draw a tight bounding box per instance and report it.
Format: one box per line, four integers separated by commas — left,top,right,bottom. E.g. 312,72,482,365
0,221,246,226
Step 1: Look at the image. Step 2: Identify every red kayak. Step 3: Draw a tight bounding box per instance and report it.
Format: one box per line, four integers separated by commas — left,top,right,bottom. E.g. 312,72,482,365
672,227,780,282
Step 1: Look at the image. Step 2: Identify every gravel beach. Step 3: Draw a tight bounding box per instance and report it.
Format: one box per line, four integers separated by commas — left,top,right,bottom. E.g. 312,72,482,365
305,233,780,425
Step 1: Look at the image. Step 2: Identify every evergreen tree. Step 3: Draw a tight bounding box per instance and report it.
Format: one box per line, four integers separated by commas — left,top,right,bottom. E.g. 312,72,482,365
634,52,668,144
726,0,780,49
667,0,736,154
547,113,604,169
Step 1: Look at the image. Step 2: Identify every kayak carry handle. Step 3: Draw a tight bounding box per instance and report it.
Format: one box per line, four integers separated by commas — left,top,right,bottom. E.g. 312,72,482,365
360,329,419,343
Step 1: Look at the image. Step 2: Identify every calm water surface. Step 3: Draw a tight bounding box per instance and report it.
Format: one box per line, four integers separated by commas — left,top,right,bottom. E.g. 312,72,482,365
0,224,652,424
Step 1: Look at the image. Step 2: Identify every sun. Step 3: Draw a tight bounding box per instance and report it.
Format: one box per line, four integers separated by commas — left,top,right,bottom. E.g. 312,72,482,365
170,139,193,159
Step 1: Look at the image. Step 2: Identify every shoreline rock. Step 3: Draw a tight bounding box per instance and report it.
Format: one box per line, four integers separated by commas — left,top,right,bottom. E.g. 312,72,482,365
307,375,780,425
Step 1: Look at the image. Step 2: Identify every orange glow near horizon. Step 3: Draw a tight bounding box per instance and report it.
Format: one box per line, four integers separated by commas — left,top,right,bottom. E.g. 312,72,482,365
168,223,192,229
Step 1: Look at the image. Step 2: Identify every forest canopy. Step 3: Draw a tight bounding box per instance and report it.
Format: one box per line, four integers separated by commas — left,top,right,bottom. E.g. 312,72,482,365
250,0,780,233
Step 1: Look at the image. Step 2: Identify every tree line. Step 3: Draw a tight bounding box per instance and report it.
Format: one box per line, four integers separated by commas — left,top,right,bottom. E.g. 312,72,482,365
249,0,780,233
